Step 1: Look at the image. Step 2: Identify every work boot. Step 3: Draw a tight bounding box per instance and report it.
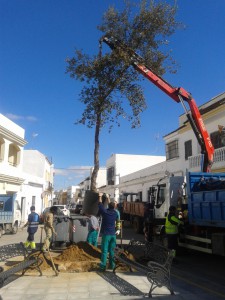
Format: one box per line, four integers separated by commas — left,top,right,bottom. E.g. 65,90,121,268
30,242,36,250
24,241,30,248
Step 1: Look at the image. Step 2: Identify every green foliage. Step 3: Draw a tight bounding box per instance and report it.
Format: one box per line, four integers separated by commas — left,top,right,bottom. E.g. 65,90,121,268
66,0,179,131
66,0,180,191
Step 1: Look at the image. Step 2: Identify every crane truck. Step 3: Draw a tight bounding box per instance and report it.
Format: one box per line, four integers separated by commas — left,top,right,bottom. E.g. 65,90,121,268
101,36,225,256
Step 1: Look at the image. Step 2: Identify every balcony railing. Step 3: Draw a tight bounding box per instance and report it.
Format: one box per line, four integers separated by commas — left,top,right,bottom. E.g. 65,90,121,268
44,182,53,192
188,146,225,170
214,146,225,163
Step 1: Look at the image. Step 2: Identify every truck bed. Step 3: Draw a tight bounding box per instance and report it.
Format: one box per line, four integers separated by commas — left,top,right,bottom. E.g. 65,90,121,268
187,172,225,228
123,201,145,217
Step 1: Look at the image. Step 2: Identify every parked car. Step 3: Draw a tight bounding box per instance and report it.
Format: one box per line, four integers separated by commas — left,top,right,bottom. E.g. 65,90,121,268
39,205,69,224
53,205,70,217
68,204,76,214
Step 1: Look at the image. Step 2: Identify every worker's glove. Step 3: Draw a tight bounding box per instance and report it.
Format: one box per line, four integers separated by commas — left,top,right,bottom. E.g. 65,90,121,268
115,230,120,235
54,232,57,236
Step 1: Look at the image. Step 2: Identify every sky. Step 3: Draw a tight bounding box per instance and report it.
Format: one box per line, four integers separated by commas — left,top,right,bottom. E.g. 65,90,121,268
1,0,225,190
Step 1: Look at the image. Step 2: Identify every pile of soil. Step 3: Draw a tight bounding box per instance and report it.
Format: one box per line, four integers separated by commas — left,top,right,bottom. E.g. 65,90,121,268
1,242,135,275
54,242,101,272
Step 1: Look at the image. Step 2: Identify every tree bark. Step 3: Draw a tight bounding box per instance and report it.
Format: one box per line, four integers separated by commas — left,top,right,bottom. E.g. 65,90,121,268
90,112,101,192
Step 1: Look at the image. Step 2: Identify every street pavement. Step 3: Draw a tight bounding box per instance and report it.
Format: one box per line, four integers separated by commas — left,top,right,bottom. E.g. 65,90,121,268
0,226,223,300
0,270,200,300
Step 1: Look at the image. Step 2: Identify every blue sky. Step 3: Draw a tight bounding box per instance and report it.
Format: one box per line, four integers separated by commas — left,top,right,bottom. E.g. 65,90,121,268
1,0,225,190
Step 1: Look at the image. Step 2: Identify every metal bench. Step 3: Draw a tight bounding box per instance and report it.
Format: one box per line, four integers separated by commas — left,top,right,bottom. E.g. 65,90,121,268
0,242,43,288
113,240,174,297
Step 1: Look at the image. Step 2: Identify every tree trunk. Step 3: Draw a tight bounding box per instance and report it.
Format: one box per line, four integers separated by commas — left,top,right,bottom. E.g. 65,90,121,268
90,113,101,192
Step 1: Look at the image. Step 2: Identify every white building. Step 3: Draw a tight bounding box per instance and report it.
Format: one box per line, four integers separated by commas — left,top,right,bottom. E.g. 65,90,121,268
0,114,55,224
19,150,54,222
0,114,26,195
79,167,107,202
100,153,166,201
67,185,80,205
164,91,225,174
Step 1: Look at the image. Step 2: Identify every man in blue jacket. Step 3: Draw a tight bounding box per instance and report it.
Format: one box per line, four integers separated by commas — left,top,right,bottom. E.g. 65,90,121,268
23,206,39,250
98,193,120,271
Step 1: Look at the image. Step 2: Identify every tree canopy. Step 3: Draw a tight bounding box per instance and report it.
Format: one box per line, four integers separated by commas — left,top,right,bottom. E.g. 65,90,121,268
66,0,180,191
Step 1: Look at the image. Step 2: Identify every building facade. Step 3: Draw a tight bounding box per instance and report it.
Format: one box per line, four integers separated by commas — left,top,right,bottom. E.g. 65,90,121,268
0,114,54,223
0,114,26,195
78,167,107,203
19,150,54,222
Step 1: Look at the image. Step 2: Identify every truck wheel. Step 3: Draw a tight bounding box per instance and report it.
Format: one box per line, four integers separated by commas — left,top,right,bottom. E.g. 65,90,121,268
133,217,143,234
12,223,18,234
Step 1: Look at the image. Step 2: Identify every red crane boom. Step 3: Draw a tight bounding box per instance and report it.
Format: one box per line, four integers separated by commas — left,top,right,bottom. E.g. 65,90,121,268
101,36,214,172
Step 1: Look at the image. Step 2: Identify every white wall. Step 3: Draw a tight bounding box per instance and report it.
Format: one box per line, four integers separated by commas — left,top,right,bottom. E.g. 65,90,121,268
0,114,25,138
100,154,165,201
95,167,107,188
107,154,166,178
21,150,54,222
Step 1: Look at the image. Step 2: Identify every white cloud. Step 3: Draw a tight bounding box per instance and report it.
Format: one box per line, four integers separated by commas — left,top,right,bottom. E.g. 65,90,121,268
53,166,93,189
26,116,38,121
54,166,92,176
6,113,37,122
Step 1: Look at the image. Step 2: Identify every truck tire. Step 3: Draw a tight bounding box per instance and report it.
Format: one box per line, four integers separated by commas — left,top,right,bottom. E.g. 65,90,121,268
12,223,18,234
133,217,143,234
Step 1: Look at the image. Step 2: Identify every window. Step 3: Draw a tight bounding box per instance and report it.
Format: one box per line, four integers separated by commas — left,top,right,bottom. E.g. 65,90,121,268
166,140,179,160
107,167,115,185
210,131,225,149
184,140,192,160
8,144,20,166
157,185,166,206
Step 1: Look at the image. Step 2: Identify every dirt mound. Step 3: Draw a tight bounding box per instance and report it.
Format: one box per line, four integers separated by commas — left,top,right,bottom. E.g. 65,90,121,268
53,242,100,272
54,242,101,263
1,242,135,275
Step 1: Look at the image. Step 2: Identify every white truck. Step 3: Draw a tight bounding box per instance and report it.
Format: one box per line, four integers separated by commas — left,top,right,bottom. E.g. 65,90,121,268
121,171,225,256
0,194,22,237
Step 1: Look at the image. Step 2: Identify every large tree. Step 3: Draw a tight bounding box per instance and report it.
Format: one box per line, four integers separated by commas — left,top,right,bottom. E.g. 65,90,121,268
66,0,180,192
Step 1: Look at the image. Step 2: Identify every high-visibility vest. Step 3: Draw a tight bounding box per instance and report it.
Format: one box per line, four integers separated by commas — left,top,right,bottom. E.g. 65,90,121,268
28,212,39,233
165,214,182,234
